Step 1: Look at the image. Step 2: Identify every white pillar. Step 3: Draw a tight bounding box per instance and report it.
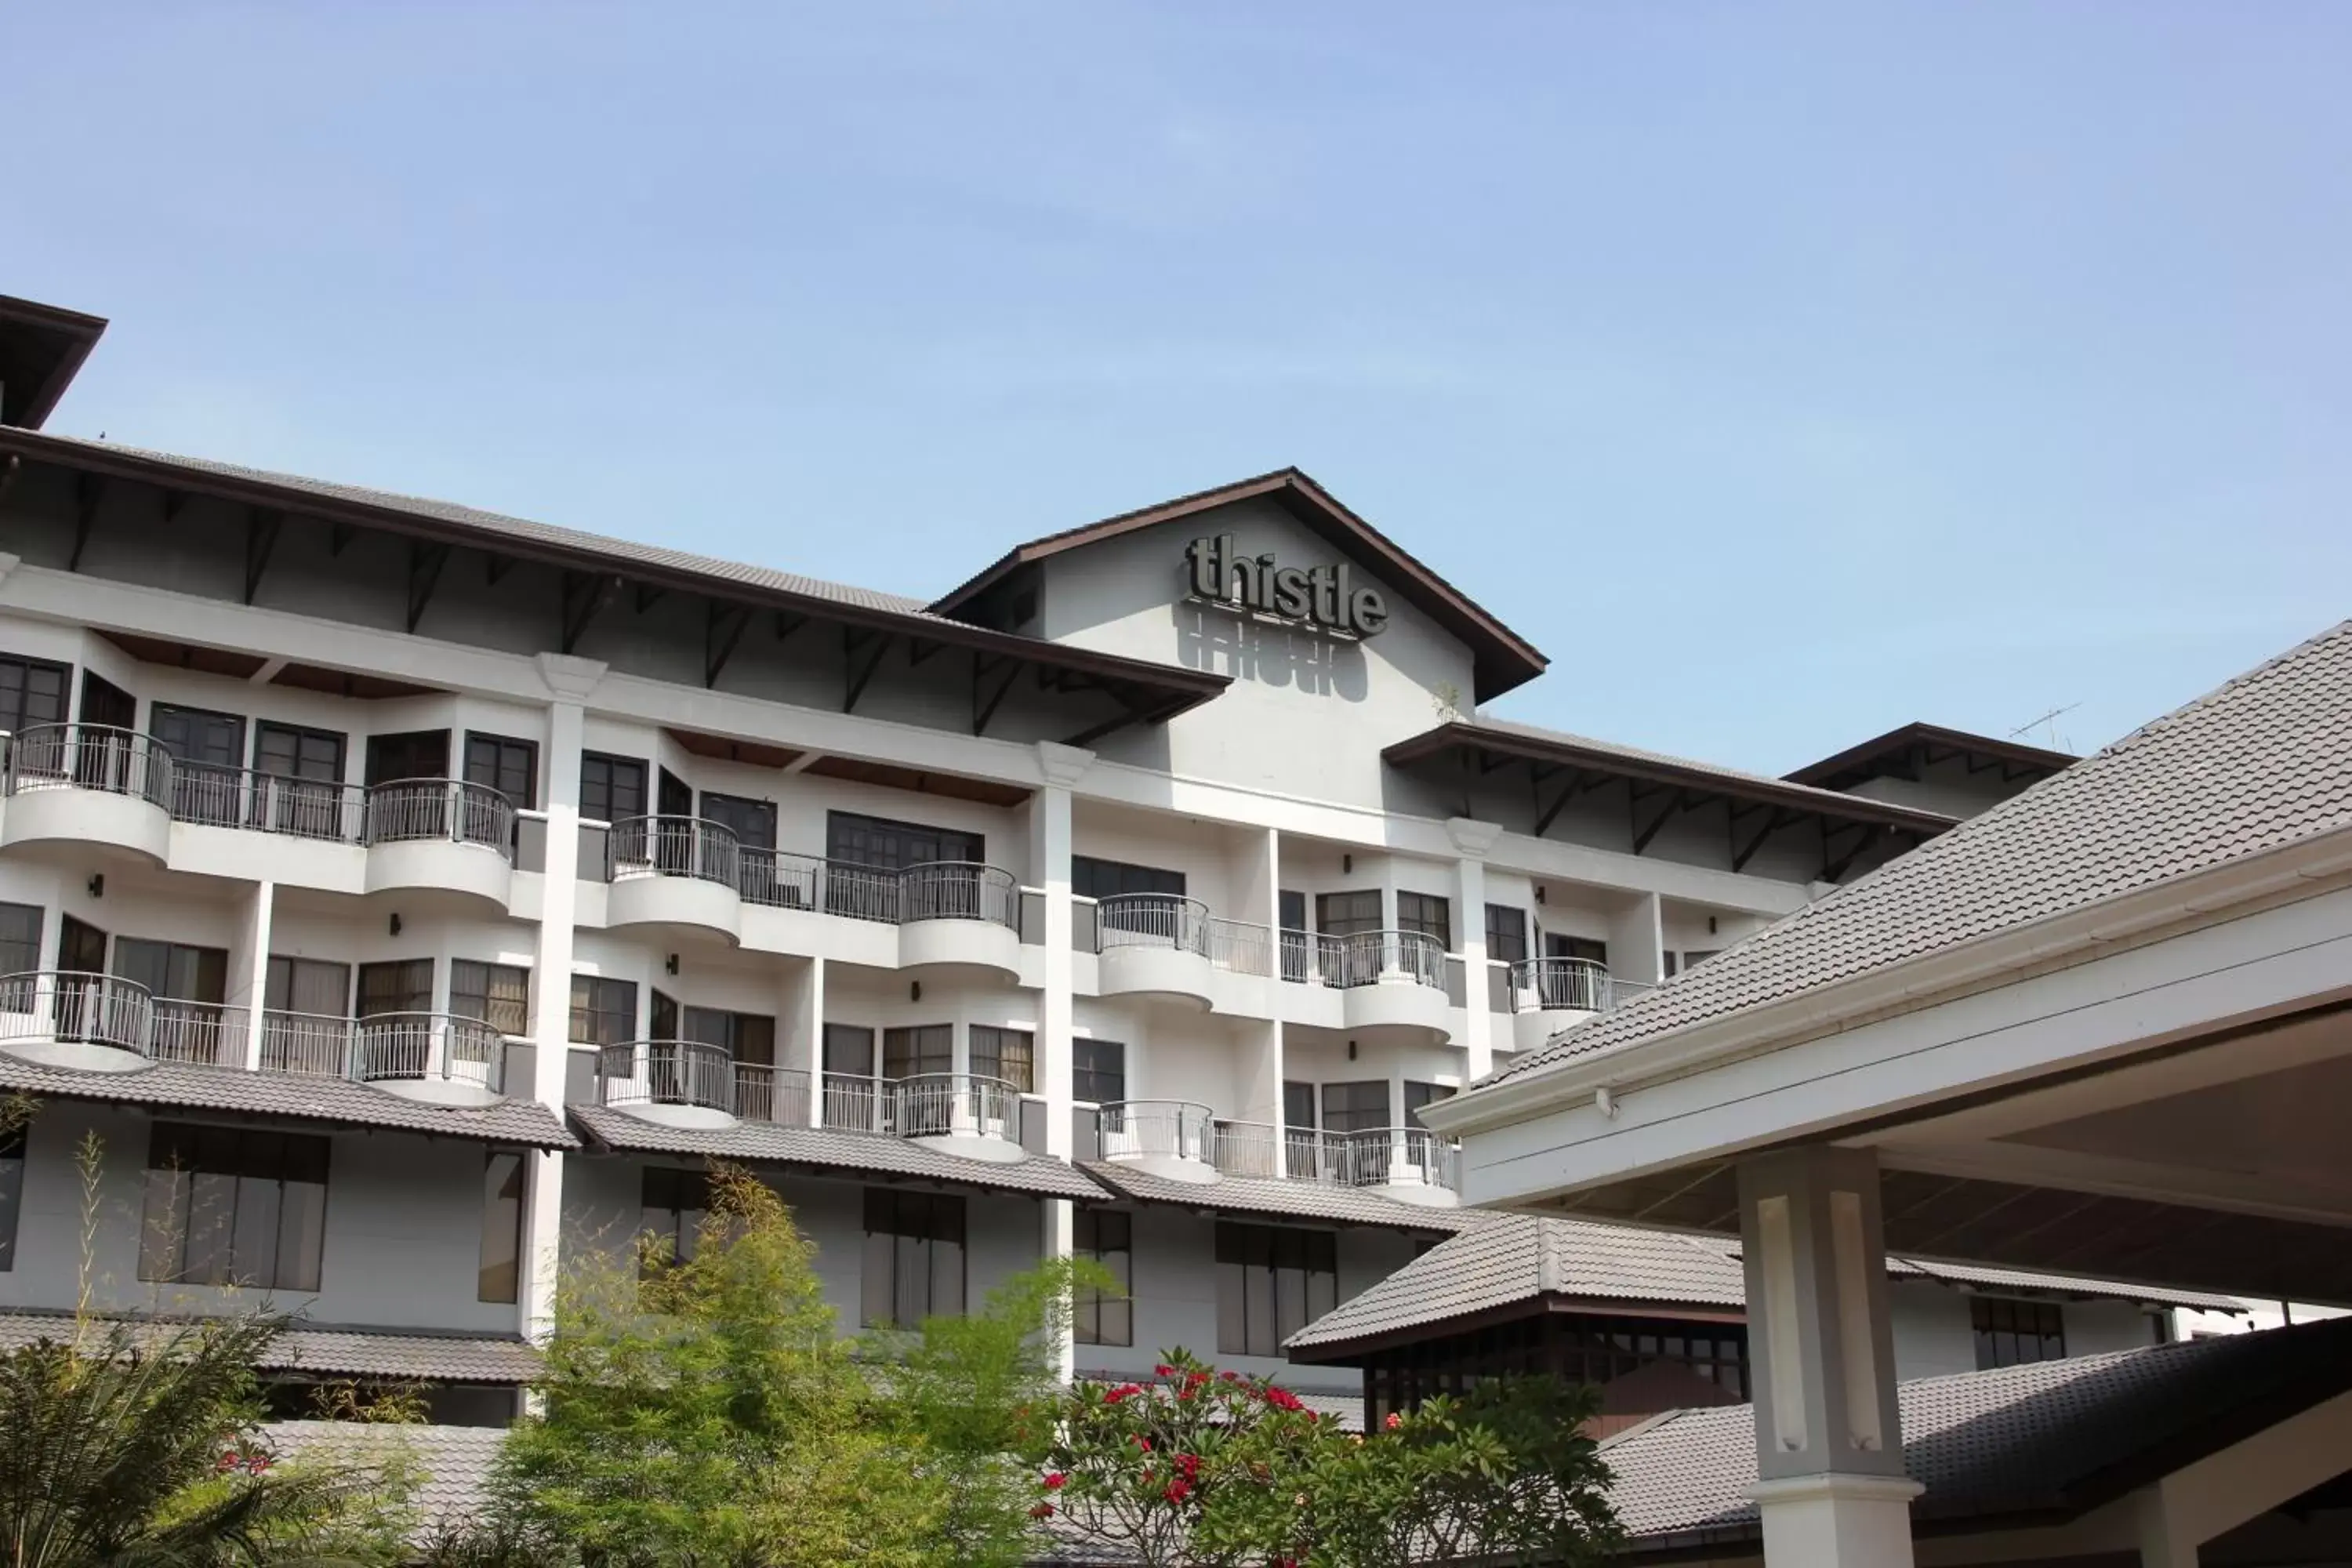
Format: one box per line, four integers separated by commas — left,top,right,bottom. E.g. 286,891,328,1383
1033,741,1090,1384
792,957,826,1128
1265,829,1289,1155
520,652,604,1342
1446,818,1500,1080
1607,890,1666,987
2135,1486,2201,1568
231,880,274,1070
1738,1145,1920,1568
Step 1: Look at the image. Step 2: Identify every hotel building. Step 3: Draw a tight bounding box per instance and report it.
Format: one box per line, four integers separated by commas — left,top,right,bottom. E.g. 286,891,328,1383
0,293,2097,1422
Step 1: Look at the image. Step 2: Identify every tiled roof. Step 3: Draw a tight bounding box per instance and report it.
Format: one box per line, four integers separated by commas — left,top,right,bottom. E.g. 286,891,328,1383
571,1103,1104,1200
1076,1160,1475,1234
264,1420,506,1534
28,433,942,620
0,1310,539,1383
1286,1216,2242,1356
1285,1213,1746,1354
1603,1315,2352,1550
0,1053,576,1147
1489,618,2352,1087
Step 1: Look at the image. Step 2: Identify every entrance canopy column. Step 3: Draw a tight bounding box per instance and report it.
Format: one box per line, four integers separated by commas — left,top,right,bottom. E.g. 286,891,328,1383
1737,1145,1920,1568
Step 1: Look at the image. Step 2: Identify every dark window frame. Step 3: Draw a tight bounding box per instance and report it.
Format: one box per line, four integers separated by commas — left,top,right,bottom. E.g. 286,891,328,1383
1973,1297,2066,1369
569,975,639,1047
1316,890,1383,938
450,960,531,1037
1071,855,1186,900
0,653,71,738
1483,903,1528,964
640,1166,710,1273
139,1123,330,1292
478,1150,525,1304
1215,1221,1338,1358
1396,891,1452,950
826,811,983,872
970,1025,1035,1092
463,732,539,811
1073,1207,1133,1347
579,752,648,826
862,1189,967,1328
1073,1039,1126,1106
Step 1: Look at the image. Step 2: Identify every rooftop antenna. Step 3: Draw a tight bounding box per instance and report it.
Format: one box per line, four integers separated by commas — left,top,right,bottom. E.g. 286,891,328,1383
2009,702,2080,753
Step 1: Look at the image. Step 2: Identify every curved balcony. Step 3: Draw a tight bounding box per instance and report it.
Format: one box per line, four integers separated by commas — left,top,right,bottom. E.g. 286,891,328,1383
1095,895,1216,1008
350,1011,506,1106
892,1071,1025,1162
1097,1098,1218,1182
0,971,155,1073
894,862,1022,976
605,816,743,942
1507,957,1655,1052
361,779,517,906
1309,931,1452,1036
2,725,174,864
594,1039,740,1129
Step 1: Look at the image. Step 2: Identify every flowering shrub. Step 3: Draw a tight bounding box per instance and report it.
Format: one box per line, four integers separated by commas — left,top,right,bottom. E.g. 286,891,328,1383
1014,1349,1333,1567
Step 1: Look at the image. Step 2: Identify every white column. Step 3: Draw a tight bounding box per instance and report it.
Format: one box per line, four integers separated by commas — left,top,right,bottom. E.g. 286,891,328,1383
1033,740,1090,1384
1265,829,1288,1154
520,652,604,1342
1607,890,1666,987
1738,1145,1919,1568
231,880,274,1070
1446,818,1500,1080
2135,1486,2201,1568
793,957,826,1128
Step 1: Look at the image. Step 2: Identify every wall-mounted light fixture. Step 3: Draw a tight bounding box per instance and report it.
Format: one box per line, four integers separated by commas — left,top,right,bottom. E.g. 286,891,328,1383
1534,886,1546,904
909,980,922,1003
1346,1039,1357,1061
1342,854,1353,875
85,873,103,899
388,913,401,937
1708,916,1719,935
665,953,680,976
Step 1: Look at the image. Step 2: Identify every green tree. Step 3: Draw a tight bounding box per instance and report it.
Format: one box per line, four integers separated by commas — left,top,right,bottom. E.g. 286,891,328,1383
0,1312,419,1568
490,1165,947,1568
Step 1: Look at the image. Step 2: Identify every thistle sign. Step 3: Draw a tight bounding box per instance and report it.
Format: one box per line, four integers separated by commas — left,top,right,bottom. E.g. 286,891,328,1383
1181,534,1390,638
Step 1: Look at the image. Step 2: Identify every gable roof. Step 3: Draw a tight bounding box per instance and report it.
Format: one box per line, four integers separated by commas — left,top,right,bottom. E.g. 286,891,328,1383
1603,1316,2352,1552
1284,1213,2237,1359
927,467,1548,702
1786,720,2077,793
0,295,107,430
0,427,1232,739
1472,617,2352,1090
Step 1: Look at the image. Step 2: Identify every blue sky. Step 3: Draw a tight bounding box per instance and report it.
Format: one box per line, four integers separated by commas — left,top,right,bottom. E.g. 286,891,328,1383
11,3,2348,771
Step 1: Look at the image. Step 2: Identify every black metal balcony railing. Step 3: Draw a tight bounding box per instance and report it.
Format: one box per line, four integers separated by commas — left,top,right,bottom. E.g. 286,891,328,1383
1507,957,1655,1014
2,724,172,809
362,779,516,856
172,763,368,841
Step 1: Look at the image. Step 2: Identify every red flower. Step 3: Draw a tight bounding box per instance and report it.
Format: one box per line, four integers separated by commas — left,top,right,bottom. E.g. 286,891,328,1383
1043,1472,1067,1491
1384,1411,1402,1431
1030,1502,1055,1519
1153,1363,1175,1378
1163,1479,1192,1504
1185,1370,1210,1388
1131,1435,1152,1452
1263,1386,1305,1412
1174,1453,1200,1479
247,1456,270,1474
216,1453,238,1474
1105,1383,1145,1404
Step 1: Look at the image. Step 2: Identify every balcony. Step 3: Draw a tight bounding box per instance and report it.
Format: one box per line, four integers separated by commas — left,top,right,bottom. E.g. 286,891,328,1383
358,780,517,906
815,1070,1028,1160
0,975,509,1103
1505,957,1656,1052
1095,1098,1219,1181
1202,1120,1461,1206
604,817,746,942
2,724,174,864
0,971,158,1072
1094,895,1217,1007
593,1040,816,1128
1284,930,1453,1036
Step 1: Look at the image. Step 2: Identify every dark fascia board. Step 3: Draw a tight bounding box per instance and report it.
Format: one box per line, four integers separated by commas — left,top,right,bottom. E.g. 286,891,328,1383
1287,1292,1747,1365
927,466,1549,703
1384,721,1961,837
0,295,108,431
1786,721,2078,789
0,429,1231,717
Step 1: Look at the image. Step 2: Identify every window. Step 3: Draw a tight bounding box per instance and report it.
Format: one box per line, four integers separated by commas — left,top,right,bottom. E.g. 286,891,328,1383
700,793,776,850
463,733,538,810
569,976,638,1047
1316,890,1383,938
641,1167,710,1271
1073,1039,1126,1106
1545,934,1608,966
115,940,228,1005
254,721,345,781
0,1123,24,1272
152,705,247,824
1397,891,1451,950
677,1006,775,1065
1973,1298,2066,1369
265,956,350,1015
1072,856,1185,900
1483,904,1528,964
450,960,530,1037
579,753,648,825
479,1152,524,1303
862,1189,965,1327
1073,1209,1132,1346
826,811,982,871
1320,1080,1390,1134
1215,1223,1337,1357
0,904,39,976
364,730,450,787
357,960,433,1018
140,1124,328,1291
882,1024,953,1080
1670,949,1721,976
824,1023,876,1076
1403,1082,1453,1125
970,1025,1034,1092
0,654,69,737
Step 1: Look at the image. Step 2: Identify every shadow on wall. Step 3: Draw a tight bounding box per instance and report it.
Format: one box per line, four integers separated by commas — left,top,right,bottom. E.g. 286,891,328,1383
1174,604,1369,702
